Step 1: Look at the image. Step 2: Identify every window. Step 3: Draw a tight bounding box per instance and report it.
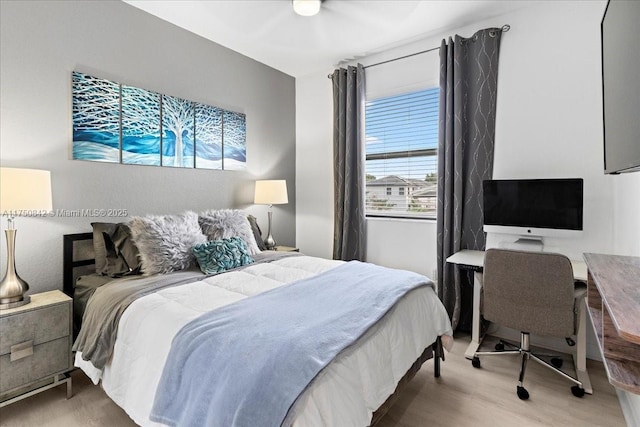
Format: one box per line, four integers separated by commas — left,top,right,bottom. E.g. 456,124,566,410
365,88,439,218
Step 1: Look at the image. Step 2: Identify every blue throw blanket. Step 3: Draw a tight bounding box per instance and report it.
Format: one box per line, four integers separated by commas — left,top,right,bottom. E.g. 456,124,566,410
150,261,433,427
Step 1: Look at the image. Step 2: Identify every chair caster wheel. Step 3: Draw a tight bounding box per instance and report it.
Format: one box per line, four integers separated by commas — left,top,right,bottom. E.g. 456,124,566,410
571,385,585,398
495,342,505,351
472,357,481,368
551,357,563,369
517,386,529,400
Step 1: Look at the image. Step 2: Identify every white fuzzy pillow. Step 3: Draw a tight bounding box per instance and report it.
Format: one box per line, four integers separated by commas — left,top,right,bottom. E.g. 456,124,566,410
129,211,207,275
198,209,261,255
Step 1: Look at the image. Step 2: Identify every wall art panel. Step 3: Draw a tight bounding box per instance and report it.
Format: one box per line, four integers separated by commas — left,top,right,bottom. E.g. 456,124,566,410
195,103,222,170
121,85,161,166
72,71,120,163
162,95,195,168
222,110,247,170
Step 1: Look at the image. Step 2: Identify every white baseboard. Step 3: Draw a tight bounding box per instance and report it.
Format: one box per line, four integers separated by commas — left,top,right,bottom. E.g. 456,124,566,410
616,389,640,427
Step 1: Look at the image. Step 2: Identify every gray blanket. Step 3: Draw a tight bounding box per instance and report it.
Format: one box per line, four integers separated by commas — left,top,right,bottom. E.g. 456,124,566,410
150,261,433,427
72,252,297,370
73,274,112,336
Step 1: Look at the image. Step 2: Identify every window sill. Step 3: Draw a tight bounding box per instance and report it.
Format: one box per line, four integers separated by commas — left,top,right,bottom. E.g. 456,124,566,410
366,215,436,224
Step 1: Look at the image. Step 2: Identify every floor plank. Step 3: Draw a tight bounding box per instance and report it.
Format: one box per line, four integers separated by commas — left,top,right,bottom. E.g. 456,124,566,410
0,335,627,426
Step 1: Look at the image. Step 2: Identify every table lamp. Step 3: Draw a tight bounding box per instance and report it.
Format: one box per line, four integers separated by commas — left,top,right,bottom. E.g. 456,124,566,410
254,180,288,250
0,168,53,309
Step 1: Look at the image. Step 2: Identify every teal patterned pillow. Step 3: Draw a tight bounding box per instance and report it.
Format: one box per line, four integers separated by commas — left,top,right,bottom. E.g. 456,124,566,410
192,237,254,274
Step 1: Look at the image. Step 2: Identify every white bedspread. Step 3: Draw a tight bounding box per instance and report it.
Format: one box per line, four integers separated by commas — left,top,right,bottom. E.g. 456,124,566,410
75,256,453,426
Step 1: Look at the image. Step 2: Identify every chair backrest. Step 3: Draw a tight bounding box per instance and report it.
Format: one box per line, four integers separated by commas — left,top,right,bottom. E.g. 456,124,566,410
482,249,576,338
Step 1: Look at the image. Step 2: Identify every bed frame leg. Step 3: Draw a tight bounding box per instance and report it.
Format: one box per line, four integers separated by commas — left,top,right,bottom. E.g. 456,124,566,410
433,336,442,378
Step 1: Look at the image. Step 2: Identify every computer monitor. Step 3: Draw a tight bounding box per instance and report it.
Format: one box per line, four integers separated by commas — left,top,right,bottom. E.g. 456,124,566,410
482,178,583,241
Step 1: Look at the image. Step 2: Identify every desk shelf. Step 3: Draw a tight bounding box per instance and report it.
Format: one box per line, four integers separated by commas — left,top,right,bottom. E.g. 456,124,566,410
584,253,640,394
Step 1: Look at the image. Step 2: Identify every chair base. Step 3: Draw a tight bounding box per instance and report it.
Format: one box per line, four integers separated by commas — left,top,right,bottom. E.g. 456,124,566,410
472,332,585,400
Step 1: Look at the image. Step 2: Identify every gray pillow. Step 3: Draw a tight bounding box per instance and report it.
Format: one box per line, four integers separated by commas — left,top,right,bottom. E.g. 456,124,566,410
110,223,142,276
129,211,207,275
91,222,118,275
92,222,141,276
199,209,261,255
247,215,266,251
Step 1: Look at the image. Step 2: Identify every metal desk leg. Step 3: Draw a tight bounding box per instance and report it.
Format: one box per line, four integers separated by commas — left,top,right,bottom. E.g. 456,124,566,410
573,297,593,394
465,270,484,359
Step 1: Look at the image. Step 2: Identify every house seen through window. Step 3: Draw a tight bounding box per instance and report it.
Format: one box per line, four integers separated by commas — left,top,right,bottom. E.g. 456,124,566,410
365,87,439,218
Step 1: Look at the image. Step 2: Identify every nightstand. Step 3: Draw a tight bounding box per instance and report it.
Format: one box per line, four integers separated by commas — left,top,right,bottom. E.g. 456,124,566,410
0,290,73,407
273,246,300,252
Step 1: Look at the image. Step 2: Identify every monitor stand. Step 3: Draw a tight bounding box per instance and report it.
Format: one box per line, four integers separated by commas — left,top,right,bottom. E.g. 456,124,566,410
501,236,544,252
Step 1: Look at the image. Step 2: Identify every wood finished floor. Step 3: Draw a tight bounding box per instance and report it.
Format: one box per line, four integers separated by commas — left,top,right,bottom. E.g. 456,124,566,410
0,335,626,427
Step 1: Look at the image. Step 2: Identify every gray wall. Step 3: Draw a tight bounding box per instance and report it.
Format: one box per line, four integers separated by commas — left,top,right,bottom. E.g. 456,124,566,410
0,0,296,294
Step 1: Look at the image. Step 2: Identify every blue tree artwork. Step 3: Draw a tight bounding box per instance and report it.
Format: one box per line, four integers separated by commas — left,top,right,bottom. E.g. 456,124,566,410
121,86,161,165
195,104,222,170
71,71,248,170
222,111,247,170
162,95,195,168
72,72,120,163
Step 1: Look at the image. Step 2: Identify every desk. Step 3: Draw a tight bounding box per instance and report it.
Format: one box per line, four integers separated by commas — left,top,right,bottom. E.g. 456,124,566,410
446,249,592,393
583,253,639,394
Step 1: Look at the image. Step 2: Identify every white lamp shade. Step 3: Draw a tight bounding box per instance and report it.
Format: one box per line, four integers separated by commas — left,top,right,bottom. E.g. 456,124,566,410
254,180,288,205
293,0,321,16
0,168,53,212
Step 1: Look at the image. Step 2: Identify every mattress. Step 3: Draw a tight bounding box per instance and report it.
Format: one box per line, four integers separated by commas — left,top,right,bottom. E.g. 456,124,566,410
75,255,453,426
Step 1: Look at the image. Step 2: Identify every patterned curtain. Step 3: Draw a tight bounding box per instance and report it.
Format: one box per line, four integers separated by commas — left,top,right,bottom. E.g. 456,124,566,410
437,28,504,330
332,64,366,261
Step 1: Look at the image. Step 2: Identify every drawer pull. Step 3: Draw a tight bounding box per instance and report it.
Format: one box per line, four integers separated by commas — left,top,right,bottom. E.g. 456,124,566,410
10,340,33,362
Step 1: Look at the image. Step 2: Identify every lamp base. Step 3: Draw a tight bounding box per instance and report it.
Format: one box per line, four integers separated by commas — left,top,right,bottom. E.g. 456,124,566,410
264,234,276,250
0,295,30,310
0,228,30,308
264,210,276,250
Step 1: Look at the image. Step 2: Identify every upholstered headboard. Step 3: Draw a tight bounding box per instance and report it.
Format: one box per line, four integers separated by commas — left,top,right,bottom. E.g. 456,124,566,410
63,232,95,297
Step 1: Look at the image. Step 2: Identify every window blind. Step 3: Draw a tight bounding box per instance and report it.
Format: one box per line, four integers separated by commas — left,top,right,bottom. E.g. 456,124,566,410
365,87,439,218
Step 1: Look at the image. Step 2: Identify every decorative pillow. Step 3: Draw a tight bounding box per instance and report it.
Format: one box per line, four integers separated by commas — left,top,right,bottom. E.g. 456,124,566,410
129,211,207,275
91,222,118,275
198,209,261,255
91,222,142,276
247,214,266,251
110,223,142,276
192,237,254,275
102,230,130,276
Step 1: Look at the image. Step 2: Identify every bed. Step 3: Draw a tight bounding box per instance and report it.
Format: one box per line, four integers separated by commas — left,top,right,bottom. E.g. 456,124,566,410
64,218,453,427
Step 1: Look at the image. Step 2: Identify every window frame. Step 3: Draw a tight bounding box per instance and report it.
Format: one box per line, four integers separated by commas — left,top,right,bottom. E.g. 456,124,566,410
364,91,439,221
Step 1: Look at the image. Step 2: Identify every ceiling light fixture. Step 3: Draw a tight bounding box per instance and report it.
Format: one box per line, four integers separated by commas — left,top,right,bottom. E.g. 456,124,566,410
292,0,322,17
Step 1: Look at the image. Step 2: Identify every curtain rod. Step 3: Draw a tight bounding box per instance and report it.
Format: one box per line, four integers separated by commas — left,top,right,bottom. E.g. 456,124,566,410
327,24,510,79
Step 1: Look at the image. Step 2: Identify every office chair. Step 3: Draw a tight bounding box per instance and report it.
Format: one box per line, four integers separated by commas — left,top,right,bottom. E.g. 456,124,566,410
472,249,587,400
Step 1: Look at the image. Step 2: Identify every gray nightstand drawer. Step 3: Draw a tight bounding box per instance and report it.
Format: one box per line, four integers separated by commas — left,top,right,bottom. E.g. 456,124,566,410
0,336,71,394
0,304,70,356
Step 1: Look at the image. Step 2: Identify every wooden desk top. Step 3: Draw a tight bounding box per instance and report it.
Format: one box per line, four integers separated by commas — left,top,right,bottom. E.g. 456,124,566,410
584,253,640,345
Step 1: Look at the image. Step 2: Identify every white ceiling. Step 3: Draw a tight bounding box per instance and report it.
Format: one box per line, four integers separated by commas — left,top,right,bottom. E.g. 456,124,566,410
124,0,534,77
